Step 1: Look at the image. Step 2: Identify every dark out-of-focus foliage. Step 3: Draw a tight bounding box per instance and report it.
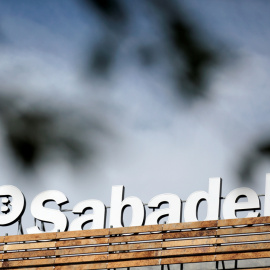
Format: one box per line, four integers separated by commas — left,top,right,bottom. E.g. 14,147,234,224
83,0,219,100
239,140,270,183
0,1,268,182
79,0,270,182
0,92,102,168
0,1,221,169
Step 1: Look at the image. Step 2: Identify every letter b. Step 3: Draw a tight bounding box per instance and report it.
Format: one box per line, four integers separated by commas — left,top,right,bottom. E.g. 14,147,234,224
109,185,145,228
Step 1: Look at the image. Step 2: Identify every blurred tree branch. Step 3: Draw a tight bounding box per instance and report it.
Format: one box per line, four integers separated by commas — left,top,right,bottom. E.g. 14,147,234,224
5,0,267,184
83,0,219,100
239,140,270,183
0,92,104,168
0,1,222,169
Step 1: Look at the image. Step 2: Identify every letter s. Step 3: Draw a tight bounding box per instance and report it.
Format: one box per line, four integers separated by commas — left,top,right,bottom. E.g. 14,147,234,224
26,190,69,234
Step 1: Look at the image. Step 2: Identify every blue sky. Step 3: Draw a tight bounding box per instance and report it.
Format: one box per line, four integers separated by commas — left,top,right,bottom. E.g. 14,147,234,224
1,1,270,234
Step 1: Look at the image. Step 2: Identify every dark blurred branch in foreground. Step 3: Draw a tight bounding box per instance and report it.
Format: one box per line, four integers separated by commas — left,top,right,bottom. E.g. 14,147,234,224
239,140,270,183
0,1,267,183
0,1,223,169
0,92,105,168
82,0,220,100
83,0,270,183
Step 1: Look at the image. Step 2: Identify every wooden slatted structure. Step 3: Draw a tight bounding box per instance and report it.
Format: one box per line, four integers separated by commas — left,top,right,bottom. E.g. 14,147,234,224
1,216,270,269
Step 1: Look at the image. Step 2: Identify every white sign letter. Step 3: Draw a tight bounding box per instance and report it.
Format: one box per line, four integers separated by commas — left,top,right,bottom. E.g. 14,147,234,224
145,194,181,225
184,178,222,222
70,199,106,231
26,190,69,234
0,185,25,226
223,187,260,219
264,174,270,216
110,185,145,228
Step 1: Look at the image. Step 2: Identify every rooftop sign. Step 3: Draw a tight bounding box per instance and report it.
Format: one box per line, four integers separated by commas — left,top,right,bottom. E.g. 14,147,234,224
0,174,269,234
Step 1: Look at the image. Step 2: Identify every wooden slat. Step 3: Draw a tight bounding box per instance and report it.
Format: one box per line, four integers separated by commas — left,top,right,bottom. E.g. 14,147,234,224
161,255,216,264
2,258,55,268
109,232,163,243
163,228,216,239
109,224,163,235
217,224,270,236
163,220,218,231
217,216,270,227
162,237,217,248
216,242,270,253
3,267,55,270
56,237,108,248
107,258,160,269
55,254,108,264
108,241,162,252
215,250,270,261
230,268,270,270
108,250,161,261
55,263,108,270
3,249,55,259
216,233,270,244
4,232,57,243
56,229,109,239
161,246,216,257
236,268,270,270
4,241,56,251
55,245,108,256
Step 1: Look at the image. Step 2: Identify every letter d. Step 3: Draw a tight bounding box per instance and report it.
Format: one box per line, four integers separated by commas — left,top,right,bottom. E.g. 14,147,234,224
184,178,222,222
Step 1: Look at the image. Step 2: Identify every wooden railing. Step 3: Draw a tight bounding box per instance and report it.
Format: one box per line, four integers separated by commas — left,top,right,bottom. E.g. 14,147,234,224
1,216,270,269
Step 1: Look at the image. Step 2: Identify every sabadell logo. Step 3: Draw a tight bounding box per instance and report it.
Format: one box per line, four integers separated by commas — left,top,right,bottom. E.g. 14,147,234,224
1,174,269,234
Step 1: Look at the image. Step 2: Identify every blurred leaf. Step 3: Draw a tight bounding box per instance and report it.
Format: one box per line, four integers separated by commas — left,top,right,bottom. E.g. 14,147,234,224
170,19,216,96
90,41,116,76
0,92,104,169
239,140,270,182
137,45,156,67
0,1,222,170
258,143,270,155
6,112,51,167
82,0,126,24
82,0,219,101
